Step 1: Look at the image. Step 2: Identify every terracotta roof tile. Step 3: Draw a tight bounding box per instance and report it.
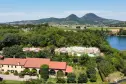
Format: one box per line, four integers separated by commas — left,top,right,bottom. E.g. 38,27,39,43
0,58,27,66
24,58,50,68
49,61,66,70
66,66,73,73
0,58,73,72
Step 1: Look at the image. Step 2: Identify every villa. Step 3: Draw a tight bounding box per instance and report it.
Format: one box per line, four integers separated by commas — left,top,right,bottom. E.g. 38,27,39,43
55,46,100,57
0,57,72,74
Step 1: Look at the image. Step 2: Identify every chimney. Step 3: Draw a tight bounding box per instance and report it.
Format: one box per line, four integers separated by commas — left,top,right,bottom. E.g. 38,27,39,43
18,62,20,66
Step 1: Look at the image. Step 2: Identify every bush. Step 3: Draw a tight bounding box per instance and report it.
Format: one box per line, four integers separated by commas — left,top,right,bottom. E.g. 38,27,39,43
46,81,54,84
4,71,9,75
19,71,25,78
56,78,66,83
23,68,30,75
67,73,76,83
57,70,64,79
14,70,18,76
30,68,37,76
78,73,88,83
90,74,97,82
49,69,56,75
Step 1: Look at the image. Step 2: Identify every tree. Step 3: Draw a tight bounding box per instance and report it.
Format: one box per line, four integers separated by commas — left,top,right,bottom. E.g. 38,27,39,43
90,74,97,82
40,64,49,81
67,73,76,83
2,33,22,47
78,73,88,83
3,45,24,58
96,56,104,63
98,60,116,77
86,67,96,78
57,70,64,79
0,41,4,50
122,68,126,76
79,54,90,65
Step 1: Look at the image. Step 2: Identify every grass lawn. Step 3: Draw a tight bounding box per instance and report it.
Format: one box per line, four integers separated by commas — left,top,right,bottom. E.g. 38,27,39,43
2,80,23,84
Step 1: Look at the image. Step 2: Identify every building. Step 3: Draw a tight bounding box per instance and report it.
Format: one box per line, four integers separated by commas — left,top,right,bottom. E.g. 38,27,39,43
23,47,42,52
55,46,100,57
0,58,72,74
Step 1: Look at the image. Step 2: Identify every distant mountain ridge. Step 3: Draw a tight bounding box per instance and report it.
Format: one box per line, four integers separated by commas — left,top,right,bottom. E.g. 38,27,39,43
8,13,121,25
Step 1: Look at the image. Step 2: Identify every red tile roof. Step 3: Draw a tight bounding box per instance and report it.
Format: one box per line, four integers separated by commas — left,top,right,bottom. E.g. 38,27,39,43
0,58,27,66
66,66,73,73
49,61,66,70
0,58,73,72
24,58,50,68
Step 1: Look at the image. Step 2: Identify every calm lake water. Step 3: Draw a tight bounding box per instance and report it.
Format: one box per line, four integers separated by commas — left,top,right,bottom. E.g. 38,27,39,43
107,36,126,50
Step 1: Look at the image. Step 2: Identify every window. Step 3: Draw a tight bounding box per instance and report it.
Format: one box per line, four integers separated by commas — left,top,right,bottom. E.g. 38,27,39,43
15,66,16,68
2,69,4,71
8,65,9,68
11,66,13,68
11,70,14,73
1,65,3,67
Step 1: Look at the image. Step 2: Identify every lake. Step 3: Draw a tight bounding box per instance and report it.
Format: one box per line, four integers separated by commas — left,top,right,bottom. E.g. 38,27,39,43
107,36,126,50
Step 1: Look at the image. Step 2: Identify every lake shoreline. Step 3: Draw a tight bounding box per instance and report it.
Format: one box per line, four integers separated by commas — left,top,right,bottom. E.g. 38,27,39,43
107,36,126,50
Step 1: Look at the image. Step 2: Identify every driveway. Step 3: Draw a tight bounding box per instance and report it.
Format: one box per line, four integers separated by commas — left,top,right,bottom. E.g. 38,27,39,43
0,74,38,81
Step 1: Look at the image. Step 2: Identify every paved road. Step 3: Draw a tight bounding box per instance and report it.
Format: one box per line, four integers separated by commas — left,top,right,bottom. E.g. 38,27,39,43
0,74,37,81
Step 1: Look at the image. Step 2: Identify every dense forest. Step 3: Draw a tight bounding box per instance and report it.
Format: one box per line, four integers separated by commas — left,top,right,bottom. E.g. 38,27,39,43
0,24,126,84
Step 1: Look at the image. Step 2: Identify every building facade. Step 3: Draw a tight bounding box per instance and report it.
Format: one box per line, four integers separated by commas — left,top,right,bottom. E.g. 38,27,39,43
0,58,72,74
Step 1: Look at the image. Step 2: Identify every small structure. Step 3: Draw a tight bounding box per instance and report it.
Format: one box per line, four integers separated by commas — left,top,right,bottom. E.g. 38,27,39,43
55,46,100,57
23,47,42,52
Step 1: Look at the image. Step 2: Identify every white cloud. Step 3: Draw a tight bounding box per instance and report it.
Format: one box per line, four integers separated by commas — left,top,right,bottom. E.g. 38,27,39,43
0,10,126,22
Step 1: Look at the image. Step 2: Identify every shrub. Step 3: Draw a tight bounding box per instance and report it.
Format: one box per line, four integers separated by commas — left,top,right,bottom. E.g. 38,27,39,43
67,73,76,83
78,73,88,83
23,68,30,75
46,81,54,84
57,70,64,79
19,71,25,78
30,68,37,76
56,78,66,83
49,69,56,75
14,70,18,76
90,74,97,82
4,71,9,75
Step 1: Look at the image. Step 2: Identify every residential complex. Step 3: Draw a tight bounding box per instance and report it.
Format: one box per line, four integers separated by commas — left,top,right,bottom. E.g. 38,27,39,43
55,46,100,57
0,58,72,74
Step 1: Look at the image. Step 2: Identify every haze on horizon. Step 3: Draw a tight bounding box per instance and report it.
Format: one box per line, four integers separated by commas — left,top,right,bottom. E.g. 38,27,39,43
0,0,126,22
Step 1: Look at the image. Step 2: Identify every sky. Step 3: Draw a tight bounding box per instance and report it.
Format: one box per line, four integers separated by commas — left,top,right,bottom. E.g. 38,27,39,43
0,0,126,22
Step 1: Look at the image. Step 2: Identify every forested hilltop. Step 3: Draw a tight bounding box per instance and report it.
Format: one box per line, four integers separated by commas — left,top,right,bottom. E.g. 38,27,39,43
0,24,114,54
0,24,126,84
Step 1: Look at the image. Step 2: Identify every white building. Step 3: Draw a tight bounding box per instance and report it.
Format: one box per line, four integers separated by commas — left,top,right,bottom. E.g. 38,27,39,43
55,46,100,57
